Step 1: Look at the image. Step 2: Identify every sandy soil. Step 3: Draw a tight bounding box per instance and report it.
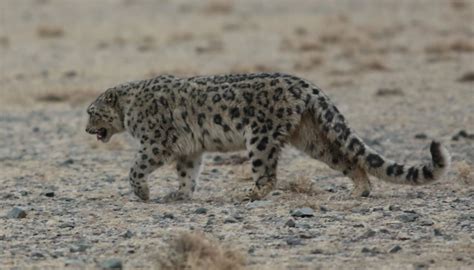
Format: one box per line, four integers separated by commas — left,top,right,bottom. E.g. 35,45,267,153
1,0,473,269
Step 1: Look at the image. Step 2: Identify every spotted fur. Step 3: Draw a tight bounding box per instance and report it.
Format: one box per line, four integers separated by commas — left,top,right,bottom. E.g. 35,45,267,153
86,73,451,201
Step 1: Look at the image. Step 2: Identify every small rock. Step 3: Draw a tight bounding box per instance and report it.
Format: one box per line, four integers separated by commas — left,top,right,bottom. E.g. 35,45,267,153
43,191,55,197
388,205,401,211
32,127,40,132
397,213,419,223
319,206,329,212
194,207,208,214
452,130,474,141
100,258,122,269
457,71,474,82
20,191,29,196
360,229,376,239
163,213,174,219
271,190,282,196
224,217,238,224
70,244,90,253
248,246,256,254
375,87,404,97
58,222,75,229
434,228,443,236
321,183,337,193
286,237,303,246
310,248,323,254
246,200,272,209
414,263,428,270
291,207,314,218
7,207,27,219
63,70,77,78
31,251,45,258
60,159,74,166
233,214,244,221
285,219,296,227
389,245,402,253
414,133,428,139
361,247,379,255
122,230,134,238
64,259,84,267
213,155,223,163
419,219,434,226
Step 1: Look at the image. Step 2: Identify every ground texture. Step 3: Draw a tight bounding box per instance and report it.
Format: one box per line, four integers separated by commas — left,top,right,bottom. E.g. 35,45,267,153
1,0,473,269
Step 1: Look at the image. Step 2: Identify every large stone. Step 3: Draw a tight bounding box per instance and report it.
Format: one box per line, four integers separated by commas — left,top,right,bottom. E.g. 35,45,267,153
7,207,26,219
291,207,314,218
101,258,122,269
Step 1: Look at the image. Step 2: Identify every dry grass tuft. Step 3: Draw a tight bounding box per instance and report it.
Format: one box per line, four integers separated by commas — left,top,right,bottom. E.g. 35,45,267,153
281,176,318,196
359,58,389,71
298,41,324,52
451,0,468,10
294,56,324,71
37,25,64,38
425,39,474,54
202,0,234,15
154,232,245,270
36,88,100,106
456,161,473,185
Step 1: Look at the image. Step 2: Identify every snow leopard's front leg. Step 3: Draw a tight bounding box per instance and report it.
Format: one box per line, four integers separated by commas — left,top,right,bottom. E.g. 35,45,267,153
163,153,203,202
129,147,170,201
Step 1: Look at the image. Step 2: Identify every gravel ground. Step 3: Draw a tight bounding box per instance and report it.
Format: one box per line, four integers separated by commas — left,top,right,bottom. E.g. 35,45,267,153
1,0,473,269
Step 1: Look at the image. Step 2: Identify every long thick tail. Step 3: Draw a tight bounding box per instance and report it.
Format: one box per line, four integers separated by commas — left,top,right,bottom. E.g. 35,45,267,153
309,92,450,185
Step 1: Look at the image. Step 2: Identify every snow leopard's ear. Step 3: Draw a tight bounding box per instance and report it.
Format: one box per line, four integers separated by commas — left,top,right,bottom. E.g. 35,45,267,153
104,89,117,106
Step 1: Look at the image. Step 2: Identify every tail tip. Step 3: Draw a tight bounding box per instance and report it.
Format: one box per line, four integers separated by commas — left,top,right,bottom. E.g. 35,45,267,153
430,140,451,170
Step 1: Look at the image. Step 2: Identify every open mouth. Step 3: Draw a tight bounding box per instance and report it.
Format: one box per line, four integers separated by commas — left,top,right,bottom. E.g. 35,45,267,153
96,128,108,141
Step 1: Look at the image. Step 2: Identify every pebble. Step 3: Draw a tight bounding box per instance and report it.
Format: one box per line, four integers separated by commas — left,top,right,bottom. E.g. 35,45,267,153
43,191,55,197
7,207,27,219
414,133,428,139
122,230,134,239
194,207,208,214
419,219,434,226
452,130,474,141
31,251,45,258
361,247,379,255
433,228,443,236
397,213,419,223
58,222,75,229
246,200,272,209
360,229,376,239
224,217,238,224
291,207,314,218
389,245,402,253
163,213,174,219
65,259,85,267
285,219,296,228
375,87,404,97
457,71,474,83
70,244,90,253
100,258,123,269
286,237,303,246
388,205,401,211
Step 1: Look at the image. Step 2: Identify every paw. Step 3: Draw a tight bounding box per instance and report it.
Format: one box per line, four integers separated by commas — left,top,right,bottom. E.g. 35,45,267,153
162,191,191,202
350,188,371,198
243,184,274,202
133,186,150,202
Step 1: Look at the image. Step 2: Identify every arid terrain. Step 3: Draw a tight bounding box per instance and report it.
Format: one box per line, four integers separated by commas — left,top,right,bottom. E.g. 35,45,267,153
1,0,473,269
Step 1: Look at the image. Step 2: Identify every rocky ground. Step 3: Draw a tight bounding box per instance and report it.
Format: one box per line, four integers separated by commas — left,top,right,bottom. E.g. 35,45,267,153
1,0,473,269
